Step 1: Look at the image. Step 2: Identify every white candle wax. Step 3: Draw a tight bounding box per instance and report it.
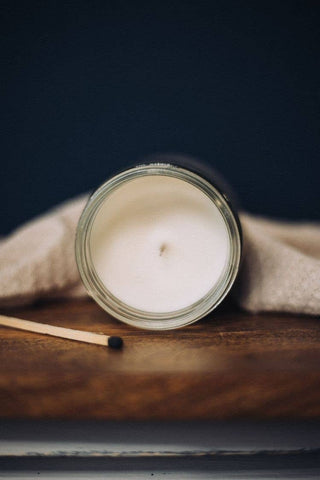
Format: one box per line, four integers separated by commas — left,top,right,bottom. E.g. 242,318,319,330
90,175,230,313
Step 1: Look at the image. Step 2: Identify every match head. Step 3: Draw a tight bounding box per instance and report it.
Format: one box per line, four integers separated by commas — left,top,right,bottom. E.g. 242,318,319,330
108,336,123,349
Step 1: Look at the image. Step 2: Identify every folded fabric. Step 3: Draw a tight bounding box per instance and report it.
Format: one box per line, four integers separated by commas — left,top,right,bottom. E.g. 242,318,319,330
0,195,319,315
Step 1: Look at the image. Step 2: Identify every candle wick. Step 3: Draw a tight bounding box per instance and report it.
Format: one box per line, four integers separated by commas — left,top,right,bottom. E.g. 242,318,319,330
159,243,167,256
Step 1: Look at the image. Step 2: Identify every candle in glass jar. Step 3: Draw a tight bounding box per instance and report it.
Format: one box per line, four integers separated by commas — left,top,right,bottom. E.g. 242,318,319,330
76,161,242,329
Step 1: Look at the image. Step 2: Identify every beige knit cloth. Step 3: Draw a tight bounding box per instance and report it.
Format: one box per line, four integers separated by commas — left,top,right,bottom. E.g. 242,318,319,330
1,195,319,315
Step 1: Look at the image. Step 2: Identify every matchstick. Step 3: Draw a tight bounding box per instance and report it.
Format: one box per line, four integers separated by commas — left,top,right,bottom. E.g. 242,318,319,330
0,314,123,349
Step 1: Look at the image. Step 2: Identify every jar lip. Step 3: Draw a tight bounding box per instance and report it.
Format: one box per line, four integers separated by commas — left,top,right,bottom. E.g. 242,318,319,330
75,163,242,330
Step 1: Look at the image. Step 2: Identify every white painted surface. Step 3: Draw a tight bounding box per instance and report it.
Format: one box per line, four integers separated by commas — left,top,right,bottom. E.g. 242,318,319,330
1,422,319,478
1,421,319,456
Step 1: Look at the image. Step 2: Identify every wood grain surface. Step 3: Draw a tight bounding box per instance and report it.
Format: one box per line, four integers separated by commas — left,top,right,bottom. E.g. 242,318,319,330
0,299,320,420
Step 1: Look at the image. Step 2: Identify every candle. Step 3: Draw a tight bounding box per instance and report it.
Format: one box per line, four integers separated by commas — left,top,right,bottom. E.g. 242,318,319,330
91,175,229,312
76,158,241,329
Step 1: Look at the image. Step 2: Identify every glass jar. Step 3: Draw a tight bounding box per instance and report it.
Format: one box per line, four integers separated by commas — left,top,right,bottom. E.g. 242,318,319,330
75,156,242,330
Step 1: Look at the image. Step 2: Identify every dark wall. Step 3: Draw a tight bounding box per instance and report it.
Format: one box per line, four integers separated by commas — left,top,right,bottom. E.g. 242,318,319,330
2,0,320,234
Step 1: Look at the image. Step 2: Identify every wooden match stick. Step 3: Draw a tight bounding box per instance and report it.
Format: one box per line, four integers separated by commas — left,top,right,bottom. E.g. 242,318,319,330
0,314,123,349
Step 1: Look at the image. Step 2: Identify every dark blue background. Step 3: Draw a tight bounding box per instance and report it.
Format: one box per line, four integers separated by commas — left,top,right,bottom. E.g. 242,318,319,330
2,0,320,234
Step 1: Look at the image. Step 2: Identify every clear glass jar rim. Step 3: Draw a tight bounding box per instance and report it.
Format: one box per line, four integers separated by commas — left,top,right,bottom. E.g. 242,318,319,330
75,163,242,330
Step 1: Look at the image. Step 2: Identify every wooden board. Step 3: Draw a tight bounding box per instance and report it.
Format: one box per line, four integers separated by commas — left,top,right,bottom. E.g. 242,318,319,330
0,299,320,420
